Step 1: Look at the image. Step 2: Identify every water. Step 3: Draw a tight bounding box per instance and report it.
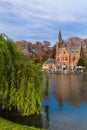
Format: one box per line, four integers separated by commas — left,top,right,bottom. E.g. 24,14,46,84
42,73,87,130
1,73,87,130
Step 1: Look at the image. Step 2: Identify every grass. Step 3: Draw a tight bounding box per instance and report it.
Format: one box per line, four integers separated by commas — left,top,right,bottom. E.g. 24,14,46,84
0,117,42,130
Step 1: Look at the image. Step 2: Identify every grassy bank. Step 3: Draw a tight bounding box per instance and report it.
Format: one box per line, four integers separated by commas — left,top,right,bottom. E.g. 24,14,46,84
0,117,42,130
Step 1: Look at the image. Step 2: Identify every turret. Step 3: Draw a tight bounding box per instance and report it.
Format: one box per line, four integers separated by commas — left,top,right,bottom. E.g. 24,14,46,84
56,30,63,55
58,30,62,43
58,30,63,48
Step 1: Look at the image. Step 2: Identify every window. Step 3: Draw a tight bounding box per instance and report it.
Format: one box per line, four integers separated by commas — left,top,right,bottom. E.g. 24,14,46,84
62,57,64,61
73,56,76,61
65,57,68,61
72,50,74,53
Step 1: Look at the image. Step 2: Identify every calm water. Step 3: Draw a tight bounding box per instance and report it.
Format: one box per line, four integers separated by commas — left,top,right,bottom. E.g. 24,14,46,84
1,73,87,130
42,73,87,130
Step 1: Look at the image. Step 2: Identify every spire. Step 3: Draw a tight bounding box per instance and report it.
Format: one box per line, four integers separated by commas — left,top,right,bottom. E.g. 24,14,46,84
58,30,62,43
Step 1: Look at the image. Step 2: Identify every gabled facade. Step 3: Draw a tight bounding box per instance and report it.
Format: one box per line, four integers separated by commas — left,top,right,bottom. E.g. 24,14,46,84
42,31,81,72
56,31,81,71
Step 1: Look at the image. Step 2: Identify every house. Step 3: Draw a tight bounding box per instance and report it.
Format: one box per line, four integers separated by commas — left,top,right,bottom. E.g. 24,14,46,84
56,31,81,71
42,59,56,71
42,31,81,72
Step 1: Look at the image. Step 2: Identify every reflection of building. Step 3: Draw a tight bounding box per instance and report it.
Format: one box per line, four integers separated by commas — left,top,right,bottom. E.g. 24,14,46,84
56,31,81,71
54,74,81,107
53,74,87,108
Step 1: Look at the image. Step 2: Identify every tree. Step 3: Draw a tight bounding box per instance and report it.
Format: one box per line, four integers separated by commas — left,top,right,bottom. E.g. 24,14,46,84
0,34,42,116
77,58,85,66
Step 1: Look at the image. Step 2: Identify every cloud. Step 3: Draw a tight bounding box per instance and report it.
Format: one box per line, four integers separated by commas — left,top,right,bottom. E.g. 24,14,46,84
0,0,87,45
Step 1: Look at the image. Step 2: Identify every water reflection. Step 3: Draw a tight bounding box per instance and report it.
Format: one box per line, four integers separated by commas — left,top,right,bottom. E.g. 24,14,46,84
42,73,87,130
54,74,81,107
54,74,87,107
1,73,87,130
44,105,49,128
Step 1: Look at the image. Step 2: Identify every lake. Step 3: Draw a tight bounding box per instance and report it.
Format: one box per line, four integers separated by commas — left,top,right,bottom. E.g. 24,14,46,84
42,73,87,130
0,73,87,130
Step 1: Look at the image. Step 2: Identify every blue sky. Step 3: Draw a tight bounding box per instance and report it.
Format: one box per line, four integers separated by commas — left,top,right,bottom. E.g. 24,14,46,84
0,0,87,45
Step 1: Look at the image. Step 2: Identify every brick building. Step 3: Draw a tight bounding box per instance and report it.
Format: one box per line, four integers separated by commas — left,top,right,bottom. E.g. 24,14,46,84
56,31,81,71
42,59,56,70
43,31,82,72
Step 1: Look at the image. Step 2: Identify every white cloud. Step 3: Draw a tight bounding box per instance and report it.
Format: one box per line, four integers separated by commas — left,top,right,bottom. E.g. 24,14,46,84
1,0,87,45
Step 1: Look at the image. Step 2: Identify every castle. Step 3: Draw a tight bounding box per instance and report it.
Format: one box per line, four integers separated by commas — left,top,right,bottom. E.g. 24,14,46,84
43,31,81,72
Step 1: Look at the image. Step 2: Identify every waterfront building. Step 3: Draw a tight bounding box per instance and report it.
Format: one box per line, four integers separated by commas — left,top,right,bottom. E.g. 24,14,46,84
42,59,56,71
56,31,81,71
43,31,82,72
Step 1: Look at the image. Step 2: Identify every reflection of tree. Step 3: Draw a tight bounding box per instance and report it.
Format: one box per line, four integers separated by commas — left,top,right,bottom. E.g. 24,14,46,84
45,105,49,128
42,71,49,96
45,74,49,96
57,96,63,112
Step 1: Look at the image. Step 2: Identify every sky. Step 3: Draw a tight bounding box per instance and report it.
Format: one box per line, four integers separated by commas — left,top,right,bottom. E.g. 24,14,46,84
0,0,87,45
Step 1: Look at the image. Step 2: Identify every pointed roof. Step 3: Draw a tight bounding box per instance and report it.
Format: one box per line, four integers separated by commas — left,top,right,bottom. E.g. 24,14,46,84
67,45,81,55
57,45,81,55
43,59,55,64
58,30,62,43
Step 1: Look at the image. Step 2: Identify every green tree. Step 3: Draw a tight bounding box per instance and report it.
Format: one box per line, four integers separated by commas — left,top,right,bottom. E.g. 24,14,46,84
77,58,85,66
0,34,42,116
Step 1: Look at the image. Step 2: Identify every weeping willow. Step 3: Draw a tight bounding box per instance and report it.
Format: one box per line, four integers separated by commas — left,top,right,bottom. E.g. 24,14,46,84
0,34,42,116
